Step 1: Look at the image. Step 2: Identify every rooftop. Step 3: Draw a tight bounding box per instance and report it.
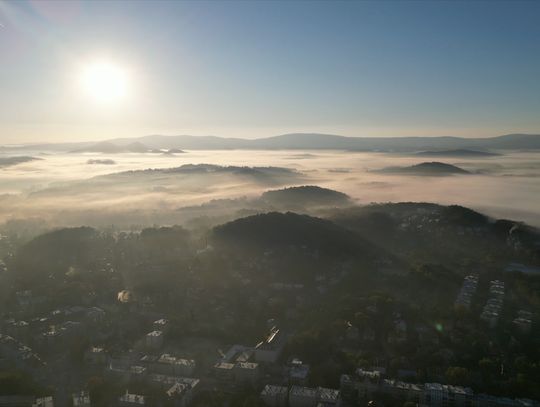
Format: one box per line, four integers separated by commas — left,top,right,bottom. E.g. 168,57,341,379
236,362,259,370
119,393,145,404
290,386,317,398
214,362,235,370
261,385,288,396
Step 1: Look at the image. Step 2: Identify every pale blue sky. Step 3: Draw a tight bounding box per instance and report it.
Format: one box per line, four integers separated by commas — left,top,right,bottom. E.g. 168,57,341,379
1,0,539,143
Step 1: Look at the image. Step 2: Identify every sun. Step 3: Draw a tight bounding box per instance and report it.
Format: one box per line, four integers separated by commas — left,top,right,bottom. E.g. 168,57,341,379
79,60,130,104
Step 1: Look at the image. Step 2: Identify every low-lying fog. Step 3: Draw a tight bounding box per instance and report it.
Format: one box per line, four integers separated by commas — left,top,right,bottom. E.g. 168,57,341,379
0,149,539,229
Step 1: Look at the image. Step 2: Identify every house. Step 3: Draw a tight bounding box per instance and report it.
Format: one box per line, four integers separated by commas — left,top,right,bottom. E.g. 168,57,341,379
213,361,235,381
221,344,252,363
118,392,145,407
32,397,54,407
156,354,196,376
145,331,164,349
153,319,170,334
147,373,200,392
106,364,147,382
5,320,29,340
166,382,196,407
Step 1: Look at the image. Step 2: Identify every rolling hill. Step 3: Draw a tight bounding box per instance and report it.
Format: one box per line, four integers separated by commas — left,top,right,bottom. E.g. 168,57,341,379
213,211,375,258
0,156,41,168
261,186,351,207
376,162,470,175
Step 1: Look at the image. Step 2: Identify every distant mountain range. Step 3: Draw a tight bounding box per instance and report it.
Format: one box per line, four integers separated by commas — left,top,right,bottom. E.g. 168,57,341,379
3,133,540,152
415,149,501,157
70,141,150,153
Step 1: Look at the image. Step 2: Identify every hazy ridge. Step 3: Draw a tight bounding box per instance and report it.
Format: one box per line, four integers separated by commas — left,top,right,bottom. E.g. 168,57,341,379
4,133,540,153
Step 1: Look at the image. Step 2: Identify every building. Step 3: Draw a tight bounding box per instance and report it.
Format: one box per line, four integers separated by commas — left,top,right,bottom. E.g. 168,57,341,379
145,330,164,349
0,396,35,406
166,382,196,407
153,318,170,334
422,383,474,407
454,275,479,309
106,364,147,382
0,397,55,407
480,281,505,328
84,347,107,365
383,380,423,403
220,344,252,363
342,371,538,407
254,327,286,363
32,398,54,407
234,362,260,384
261,385,288,407
118,392,145,407
513,310,533,334
289,386,318,407
72,392,91,407
316,387,340,406
156,354,196,376
213,361,235,381
289,359,310,385
346,369,381,399
147,374,200,393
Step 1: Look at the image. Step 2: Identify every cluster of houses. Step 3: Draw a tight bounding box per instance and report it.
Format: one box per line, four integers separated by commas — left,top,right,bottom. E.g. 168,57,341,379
1,275,537,407
340,368,539,407
2,304,107,355
77,317,200,406
90,350,200,407
104,352,196,383
0,333,43,372
480,280,505,328
78,324,293,406
70,384,199,407
0,395,54,407
212,325,288,386
455,275,479,309
260,384,340,407
144,318,170,349
454,276,534,334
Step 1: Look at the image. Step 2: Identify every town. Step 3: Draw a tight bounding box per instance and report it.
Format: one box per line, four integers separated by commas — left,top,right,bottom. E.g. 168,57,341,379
0,207,538,407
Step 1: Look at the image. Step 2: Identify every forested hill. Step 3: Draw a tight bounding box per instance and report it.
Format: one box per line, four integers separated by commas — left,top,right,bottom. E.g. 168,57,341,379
212,211,375,258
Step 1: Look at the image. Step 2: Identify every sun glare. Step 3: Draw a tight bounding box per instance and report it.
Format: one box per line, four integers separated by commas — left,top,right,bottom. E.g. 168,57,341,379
79,60,130,104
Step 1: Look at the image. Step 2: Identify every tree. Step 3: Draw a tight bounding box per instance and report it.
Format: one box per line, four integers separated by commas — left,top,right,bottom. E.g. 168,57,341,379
445,366,471,386
478,357,497,382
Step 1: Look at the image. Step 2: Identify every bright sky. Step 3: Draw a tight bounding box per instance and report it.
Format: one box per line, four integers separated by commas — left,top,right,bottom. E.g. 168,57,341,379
1,0,539,143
